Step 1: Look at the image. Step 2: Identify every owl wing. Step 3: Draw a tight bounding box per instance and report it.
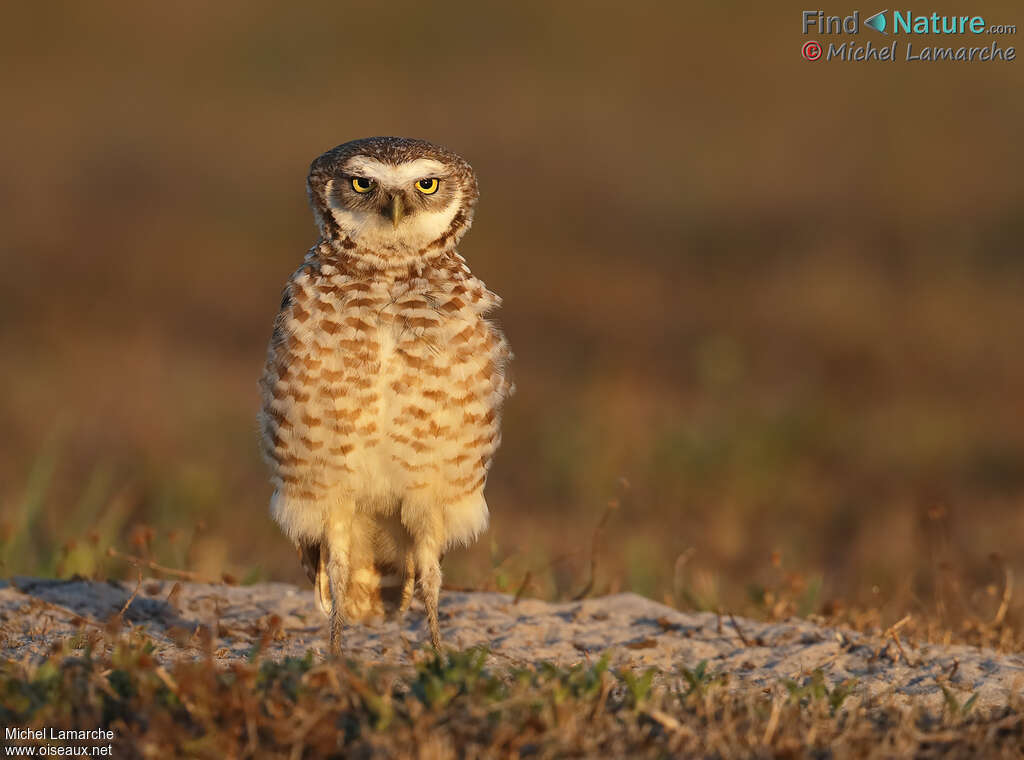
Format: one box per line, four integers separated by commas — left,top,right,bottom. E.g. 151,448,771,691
259,282,302,471
259,265,335,535
260,265,335,615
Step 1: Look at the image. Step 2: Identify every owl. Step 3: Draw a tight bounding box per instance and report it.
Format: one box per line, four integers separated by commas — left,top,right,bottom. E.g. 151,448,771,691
258,137,512,653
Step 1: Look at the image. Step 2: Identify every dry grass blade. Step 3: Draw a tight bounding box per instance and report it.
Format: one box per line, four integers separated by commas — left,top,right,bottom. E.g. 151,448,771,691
762,697,784,745
729,612,752,647
513,570,532,604
991,553,1014,627
165,580,183,610
877,614,917,666
106,546,211,582
644,707,693,738
572,498,619,601
116,567,143,622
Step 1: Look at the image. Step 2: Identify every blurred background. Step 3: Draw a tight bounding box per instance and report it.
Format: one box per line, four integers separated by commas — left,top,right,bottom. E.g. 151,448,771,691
1,1,1022,635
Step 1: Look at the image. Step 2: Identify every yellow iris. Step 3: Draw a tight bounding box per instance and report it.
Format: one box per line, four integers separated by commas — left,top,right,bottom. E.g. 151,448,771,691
416,178,440,195
351,177,374,193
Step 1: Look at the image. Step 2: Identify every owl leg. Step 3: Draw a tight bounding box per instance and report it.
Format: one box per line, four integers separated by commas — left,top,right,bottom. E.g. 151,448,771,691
413,542,443,651
327,554,349,656
325,516,353,657
398,549,416,614
401,502,445,649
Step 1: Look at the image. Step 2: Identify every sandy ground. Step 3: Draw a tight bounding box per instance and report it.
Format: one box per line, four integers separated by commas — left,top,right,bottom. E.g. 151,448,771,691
2,577,1022,712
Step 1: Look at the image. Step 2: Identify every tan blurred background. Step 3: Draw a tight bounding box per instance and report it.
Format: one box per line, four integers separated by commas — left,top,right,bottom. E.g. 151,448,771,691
1,1,1022,627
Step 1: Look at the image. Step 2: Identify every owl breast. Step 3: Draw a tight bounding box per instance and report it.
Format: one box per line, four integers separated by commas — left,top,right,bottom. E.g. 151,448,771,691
259,256,511,548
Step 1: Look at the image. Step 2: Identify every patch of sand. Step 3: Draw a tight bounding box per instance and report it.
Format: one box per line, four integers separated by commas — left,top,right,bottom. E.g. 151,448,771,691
2,577,1022,711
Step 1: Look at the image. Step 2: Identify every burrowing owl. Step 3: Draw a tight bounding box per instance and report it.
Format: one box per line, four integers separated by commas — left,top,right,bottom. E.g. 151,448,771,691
259,137,512,652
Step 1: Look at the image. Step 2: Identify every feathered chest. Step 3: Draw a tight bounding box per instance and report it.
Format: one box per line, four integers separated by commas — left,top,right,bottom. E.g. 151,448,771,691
283,266,498,394
260,257,511,508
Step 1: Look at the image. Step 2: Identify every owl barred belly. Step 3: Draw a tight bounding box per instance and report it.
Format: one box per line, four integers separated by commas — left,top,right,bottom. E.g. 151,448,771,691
261,252,508,617
258,137,511,651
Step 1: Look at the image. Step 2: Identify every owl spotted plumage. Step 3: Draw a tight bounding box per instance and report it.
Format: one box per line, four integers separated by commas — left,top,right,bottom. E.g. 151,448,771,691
258,137,512,652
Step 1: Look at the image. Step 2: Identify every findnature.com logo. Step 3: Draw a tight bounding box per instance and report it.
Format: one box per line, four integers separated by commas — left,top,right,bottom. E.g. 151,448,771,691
800,9,1017,62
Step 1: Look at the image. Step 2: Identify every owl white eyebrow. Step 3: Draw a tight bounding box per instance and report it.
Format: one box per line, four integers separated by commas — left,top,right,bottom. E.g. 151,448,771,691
344,157,446,186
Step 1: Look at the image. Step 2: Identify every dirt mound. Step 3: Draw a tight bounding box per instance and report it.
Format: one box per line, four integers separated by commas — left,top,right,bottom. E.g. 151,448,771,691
2,577,1021,711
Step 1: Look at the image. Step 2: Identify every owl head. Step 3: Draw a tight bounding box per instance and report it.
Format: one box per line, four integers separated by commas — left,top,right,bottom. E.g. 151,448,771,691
307,137,479,261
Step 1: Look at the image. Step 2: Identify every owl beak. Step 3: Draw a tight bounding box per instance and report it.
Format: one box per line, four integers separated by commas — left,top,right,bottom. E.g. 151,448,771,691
387,194,405,228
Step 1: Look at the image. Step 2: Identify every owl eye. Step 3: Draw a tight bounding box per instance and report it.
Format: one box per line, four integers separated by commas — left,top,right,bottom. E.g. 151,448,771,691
416,178,440,195
351,177,374,193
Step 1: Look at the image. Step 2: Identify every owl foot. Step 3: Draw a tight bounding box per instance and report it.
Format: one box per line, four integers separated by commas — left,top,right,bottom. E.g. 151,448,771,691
415,550,443,651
